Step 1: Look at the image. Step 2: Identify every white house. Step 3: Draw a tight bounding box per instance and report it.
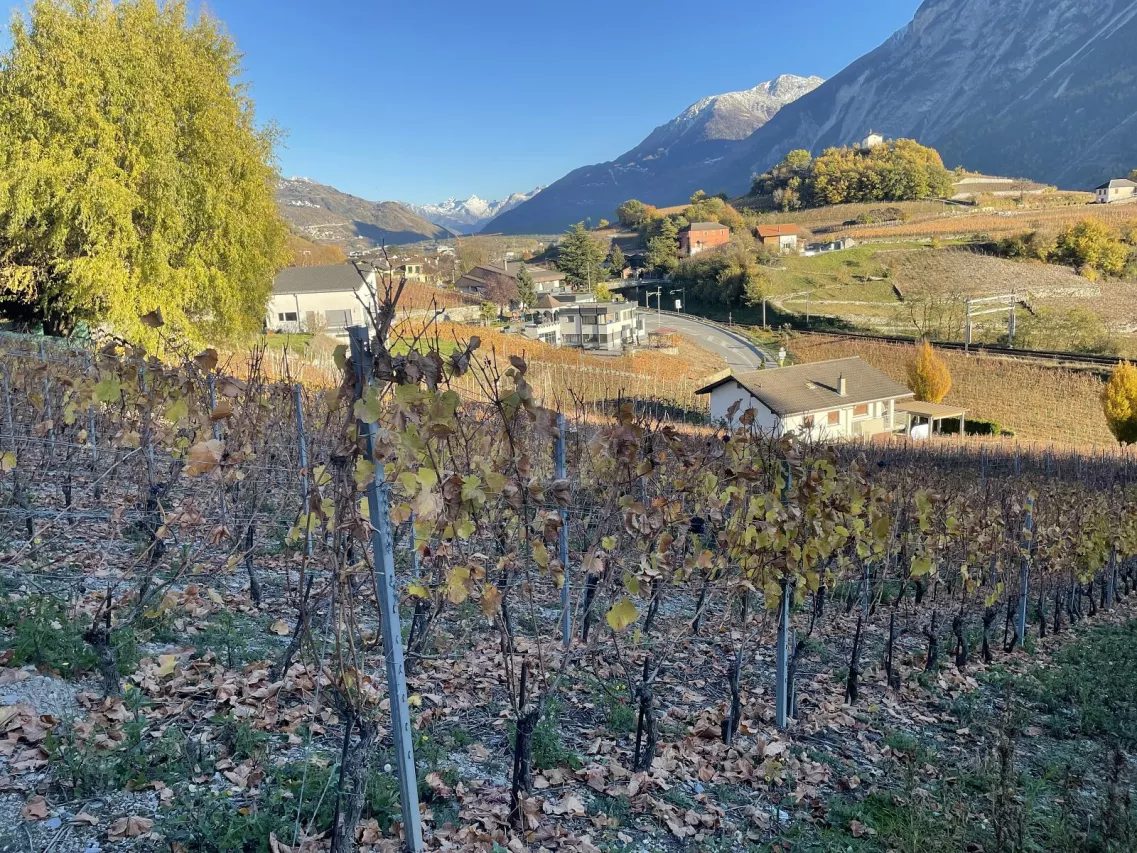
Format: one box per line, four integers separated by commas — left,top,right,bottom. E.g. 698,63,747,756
521,295,645,352
860,131,885,149
1095,178,1137,204
696,357,914,439
268,262,375,336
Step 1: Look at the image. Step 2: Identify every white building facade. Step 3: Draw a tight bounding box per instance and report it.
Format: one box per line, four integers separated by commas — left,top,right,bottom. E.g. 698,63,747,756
268,263,375,336
1095,179,1137,204
697,357,914,439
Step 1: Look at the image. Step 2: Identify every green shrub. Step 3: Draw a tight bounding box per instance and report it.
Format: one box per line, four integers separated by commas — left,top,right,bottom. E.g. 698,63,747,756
2,595,95,678
939,417,1003,437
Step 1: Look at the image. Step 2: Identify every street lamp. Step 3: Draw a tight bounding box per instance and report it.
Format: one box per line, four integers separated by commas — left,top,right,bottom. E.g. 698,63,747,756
647,287,662,321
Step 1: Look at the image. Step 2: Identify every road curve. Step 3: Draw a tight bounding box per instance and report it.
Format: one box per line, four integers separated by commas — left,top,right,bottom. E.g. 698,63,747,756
641,311,772,373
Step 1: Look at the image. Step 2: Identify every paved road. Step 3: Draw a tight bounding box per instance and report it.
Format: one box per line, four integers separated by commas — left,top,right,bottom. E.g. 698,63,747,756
641,311,772,373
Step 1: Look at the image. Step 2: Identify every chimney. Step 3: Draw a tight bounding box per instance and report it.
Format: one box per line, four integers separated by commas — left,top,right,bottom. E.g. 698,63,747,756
838,375,847,397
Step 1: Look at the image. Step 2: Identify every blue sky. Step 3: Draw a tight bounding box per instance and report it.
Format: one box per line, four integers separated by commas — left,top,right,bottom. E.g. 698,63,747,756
5,0,923,205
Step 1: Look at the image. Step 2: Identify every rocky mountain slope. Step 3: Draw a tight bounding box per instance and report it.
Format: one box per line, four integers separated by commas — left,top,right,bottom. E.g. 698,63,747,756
277,178,452,249
485,75,823,234
699,0,1137,196
407,188,544,234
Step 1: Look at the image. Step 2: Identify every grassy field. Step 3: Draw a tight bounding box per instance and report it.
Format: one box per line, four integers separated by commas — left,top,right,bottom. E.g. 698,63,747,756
751,244,1137,351
790,332,1115,446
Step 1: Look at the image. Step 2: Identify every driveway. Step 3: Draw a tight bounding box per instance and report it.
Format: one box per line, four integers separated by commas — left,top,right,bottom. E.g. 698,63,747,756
641,311,772,373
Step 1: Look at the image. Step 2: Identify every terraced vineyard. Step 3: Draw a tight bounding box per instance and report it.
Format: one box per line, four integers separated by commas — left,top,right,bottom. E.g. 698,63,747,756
0,288,1133,852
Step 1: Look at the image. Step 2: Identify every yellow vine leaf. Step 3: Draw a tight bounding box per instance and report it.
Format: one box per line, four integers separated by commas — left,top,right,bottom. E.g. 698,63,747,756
532,540,549,569
446,567,470,604
606,598,638,632
910,555,934,578
93,376,121,404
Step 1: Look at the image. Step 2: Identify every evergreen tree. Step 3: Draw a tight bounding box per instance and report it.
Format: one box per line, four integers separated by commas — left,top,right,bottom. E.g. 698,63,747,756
0,0,289,343
646,218,680,276
515,265,536,308
556,222,606,289
608,244,627,278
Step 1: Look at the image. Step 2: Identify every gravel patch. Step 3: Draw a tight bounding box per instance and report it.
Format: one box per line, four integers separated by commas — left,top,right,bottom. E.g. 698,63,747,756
0,669,84,720
0,790,159,853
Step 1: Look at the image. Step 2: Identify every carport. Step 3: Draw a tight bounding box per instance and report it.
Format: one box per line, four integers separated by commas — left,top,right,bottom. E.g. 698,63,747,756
896,401,967,438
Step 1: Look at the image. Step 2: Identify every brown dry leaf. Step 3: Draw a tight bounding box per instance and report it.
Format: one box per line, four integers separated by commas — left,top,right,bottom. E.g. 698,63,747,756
479,584,502,617
108,816,154,839
185,440,224,478
210,400,234,421
140,309,164,328
269,619,291,636
21,795,48,820
71,813,98,826
194,349,219,373
850,819,876,837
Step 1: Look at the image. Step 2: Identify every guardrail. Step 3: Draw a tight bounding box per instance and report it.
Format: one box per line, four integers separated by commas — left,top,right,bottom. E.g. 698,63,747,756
646,309,775,366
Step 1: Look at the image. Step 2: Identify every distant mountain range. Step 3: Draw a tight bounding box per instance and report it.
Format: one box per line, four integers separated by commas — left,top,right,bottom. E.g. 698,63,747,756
277,178,451,248
696,0,1137,199
407,188,544,234
485,74,824,234
492,0,1137,234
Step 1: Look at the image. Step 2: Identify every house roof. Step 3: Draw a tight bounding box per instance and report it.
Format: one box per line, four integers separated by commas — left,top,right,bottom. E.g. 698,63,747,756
756,224,802,238
896,401,967,419
1096,178,1137,190
504,261,566,283
273,263,371,295
695,357,913,416
455,273,488,290
686,221,728,232
535,294,567,309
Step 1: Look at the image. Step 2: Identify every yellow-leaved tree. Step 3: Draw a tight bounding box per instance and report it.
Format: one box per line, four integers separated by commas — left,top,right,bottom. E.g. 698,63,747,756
0,0,289,344
906,340,952,403
1102,361,1137,445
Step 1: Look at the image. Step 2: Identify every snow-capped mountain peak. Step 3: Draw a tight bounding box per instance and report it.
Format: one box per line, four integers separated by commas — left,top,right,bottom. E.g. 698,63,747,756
632,74,826,157
408,188,545,234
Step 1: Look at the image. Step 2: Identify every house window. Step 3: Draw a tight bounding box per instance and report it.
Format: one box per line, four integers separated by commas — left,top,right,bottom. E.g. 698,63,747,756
802,415,815,429
854,403,870,417
278,312,298,322
324,309,352,329
827,411,840,426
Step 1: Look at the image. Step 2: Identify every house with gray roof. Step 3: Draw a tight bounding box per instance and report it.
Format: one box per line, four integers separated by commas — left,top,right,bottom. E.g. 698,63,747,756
267,262,375,336
696,357,914,438
1095,178,1137,204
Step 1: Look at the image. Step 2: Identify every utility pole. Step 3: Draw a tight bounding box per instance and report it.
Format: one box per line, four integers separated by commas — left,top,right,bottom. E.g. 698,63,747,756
762,297,767,329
